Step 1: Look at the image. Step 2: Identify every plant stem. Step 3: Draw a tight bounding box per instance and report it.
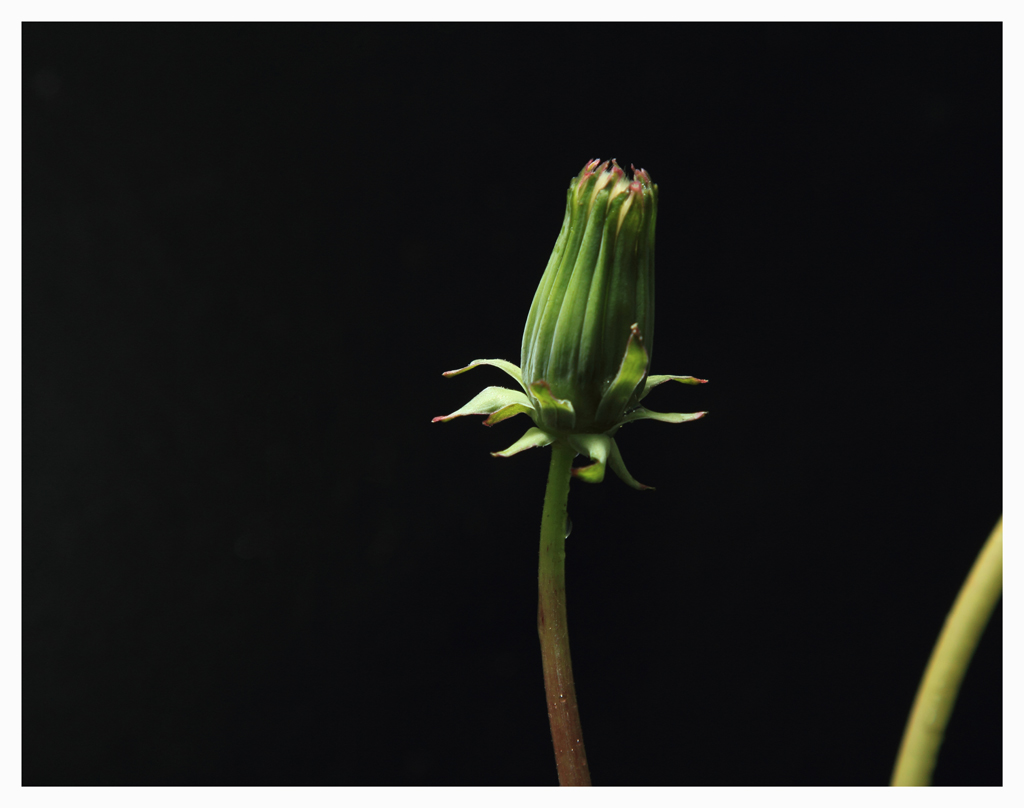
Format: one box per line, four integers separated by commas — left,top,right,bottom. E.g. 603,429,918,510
537,440,591,786
891,516,1003,786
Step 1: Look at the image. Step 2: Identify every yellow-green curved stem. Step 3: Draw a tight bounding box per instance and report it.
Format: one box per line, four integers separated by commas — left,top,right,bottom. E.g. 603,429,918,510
891,516,1003,786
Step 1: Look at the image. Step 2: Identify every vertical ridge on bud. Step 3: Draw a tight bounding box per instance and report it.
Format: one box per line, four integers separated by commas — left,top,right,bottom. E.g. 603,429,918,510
549,185,617,388
635,180,657,369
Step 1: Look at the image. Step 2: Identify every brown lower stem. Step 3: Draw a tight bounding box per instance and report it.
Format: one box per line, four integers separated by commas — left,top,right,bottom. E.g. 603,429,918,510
537,440,591,786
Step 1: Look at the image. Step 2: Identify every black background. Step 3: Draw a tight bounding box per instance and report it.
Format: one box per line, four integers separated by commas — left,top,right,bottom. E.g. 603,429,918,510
23,23,1001,785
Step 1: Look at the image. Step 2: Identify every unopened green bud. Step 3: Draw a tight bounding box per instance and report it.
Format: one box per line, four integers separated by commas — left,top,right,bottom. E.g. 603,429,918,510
521,159,657,434
435,158,706,489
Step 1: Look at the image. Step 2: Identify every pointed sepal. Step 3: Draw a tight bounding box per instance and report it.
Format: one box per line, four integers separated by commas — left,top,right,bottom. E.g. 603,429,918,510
490,426,558,458
529,380,577,433
608,437,653,491
594,324,651,428
639,374,707,401
618,408,707,426
442,359,527,394
568,433,611,484
432,386,534,424
483,402,535,427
